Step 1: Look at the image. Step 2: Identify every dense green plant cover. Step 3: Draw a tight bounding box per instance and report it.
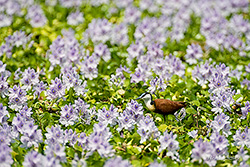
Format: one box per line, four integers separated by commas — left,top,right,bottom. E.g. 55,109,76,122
0,0,250,167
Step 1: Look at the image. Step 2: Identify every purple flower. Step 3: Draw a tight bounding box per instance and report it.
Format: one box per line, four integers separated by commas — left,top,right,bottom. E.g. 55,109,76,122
67,11,84,26
94,43,111,62
148,160,166,167
130,68,146,84
33,81,47,98
0,14,12,28
158,130,179,161
211,113,231,136
80,54,99,80
59,0,82,7
114,0,133,8
74,98,93,125
59,104,78,127
83,18,112,44
185,43,203,65
45,143,66,162
137,115,159,143
64,129,78,146
20,67,39,90
0,103,8,124
0,143,13,166
8,85,27,111
210,132,228,160
111,23,129,46
109,65,131,88
47,29,81,70
125,100,144,123
47,77,65,100
127,41,144,63
124,6,141,25
26,5,47,27
97,105,118,126
45,125,65,145
192,60,214,86
20,122,43,148
117,111,135,132
104,156,132,167
148,77,166,94
188,130,198,138
233,127,250,147
191,138,216,166
86,123,114,158
23,151,44,167
241,79,250,90
241,101,250,119
234,147,250,165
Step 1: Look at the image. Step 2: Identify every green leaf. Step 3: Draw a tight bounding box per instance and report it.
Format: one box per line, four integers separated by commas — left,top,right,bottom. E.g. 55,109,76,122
186,107,197,114
158,124,168,133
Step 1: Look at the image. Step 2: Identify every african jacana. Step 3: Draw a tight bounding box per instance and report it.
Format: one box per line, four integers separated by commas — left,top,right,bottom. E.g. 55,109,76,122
136,92,187,115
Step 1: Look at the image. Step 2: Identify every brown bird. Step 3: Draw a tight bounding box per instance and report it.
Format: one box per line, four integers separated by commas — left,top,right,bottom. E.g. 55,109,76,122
136,92,187,115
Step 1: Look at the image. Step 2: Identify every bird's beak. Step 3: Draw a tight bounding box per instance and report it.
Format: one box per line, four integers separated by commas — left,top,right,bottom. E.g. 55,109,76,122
135,94,143,100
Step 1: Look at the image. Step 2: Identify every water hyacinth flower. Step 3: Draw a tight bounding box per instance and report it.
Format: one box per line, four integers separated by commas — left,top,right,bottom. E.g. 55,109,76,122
233,127,250,147
124,6,141,25
74,98,94,125
188,130,198,138
20,121,43,148
137,115,160,143
26,5,47,27
23,151,47,167
83,18,112,44
0,143,13,166
0,122,14,145
211,113,231,136
47,29,81,70
233,147,250,166
148,160,166,167
47,77,65,100
158,130,179,161
8,85,27,111
117,110,136,132
125,100,144,123
20,67,39,90
192,60,214,86
59,104,78,127
86,123,114,158
210,132,229,160
148,77,167,94
127,41,144,64
94,43,111,62
191,138,217,167
104,156,132,167
67,11,84,26
0,103,8,124
111,23,129,46
241,101,250,119
45,142,66,163
97,105,118,126
109,65,130,88
80,54,99,80
241,78,250,90
185,43,203,65
45,125,65,145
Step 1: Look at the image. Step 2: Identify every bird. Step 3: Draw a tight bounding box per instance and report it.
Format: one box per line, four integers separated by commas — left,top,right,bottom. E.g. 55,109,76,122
136,92,187,115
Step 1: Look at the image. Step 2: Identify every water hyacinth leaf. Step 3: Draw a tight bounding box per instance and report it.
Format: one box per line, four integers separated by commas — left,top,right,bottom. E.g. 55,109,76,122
158,124,168,133
186,107,197,114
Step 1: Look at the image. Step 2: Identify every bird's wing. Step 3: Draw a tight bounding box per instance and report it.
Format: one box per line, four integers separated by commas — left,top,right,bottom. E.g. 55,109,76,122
154,99,185,114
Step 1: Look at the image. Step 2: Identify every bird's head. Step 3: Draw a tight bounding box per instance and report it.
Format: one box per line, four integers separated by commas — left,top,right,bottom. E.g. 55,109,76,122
136,92,153,104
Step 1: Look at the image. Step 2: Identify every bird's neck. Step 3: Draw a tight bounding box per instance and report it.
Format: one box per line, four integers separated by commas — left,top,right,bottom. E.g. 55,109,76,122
144,99,155,112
